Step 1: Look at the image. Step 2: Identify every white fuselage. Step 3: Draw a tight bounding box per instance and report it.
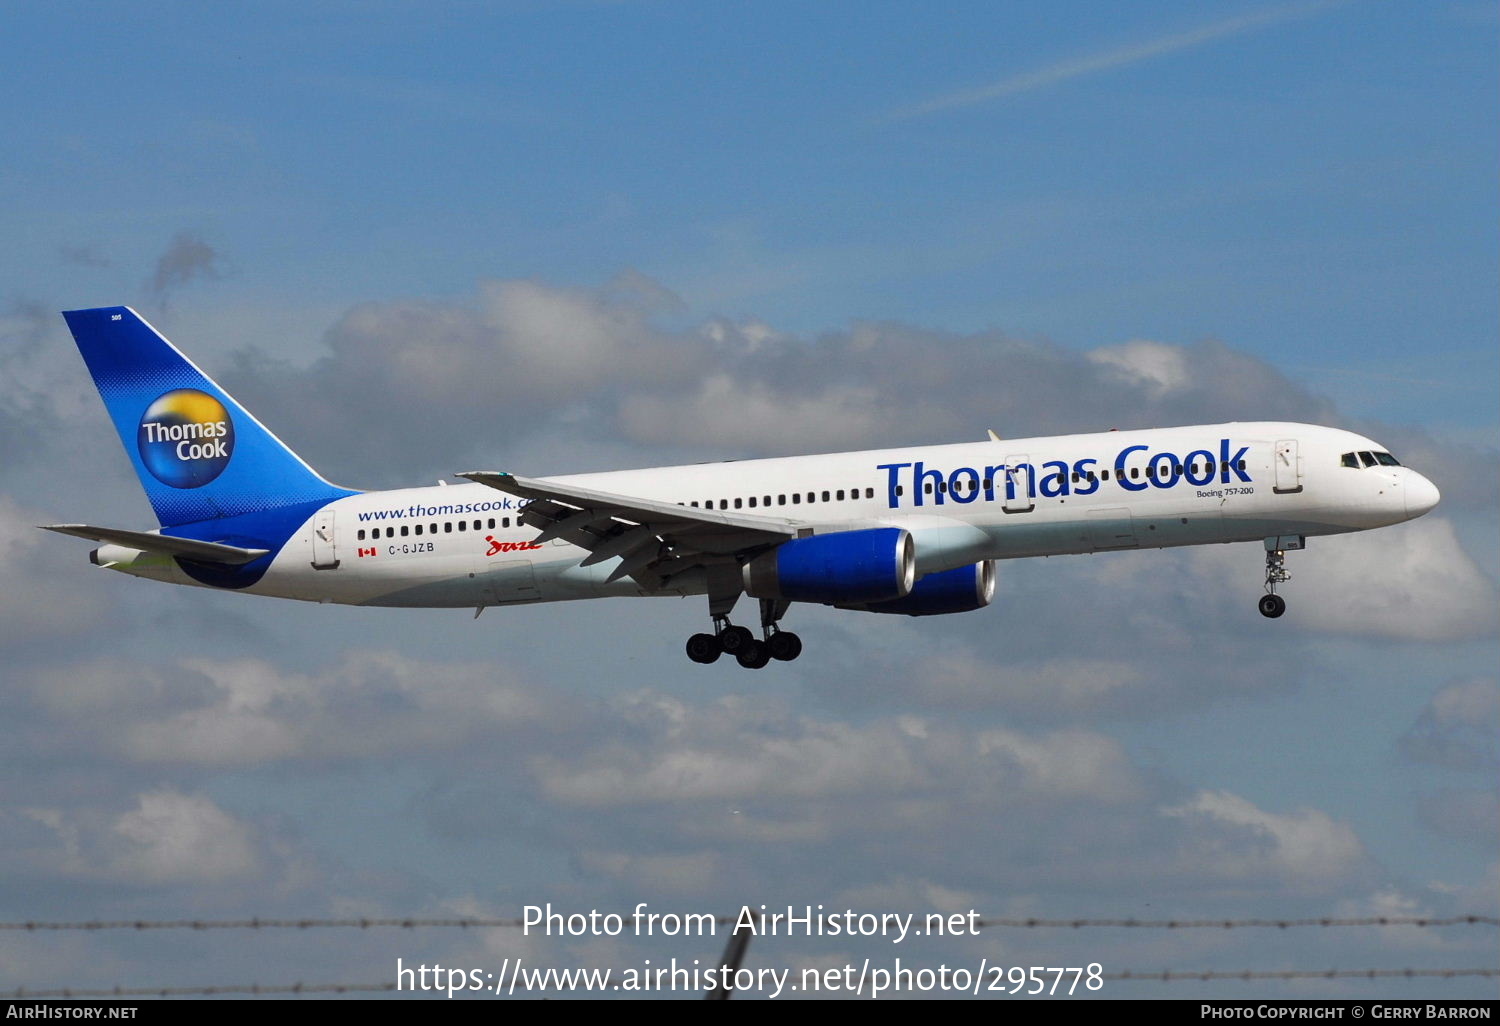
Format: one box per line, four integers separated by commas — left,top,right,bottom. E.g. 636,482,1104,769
105,421,1437,610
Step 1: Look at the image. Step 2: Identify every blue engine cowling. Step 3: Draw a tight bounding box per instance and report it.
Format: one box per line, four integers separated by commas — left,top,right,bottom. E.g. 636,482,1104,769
839,560,995,616
743,528,915,604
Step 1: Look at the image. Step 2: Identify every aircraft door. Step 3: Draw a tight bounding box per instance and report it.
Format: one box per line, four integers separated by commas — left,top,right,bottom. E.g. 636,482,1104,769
1002,455,1035,513
1273,439,1303,494
311,509,339,569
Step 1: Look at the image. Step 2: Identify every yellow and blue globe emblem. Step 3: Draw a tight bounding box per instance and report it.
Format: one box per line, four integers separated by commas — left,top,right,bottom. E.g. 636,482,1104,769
137,388,235,488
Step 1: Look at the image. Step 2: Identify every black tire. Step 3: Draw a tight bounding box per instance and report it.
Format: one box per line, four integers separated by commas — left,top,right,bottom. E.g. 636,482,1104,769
767,631,803,661
1258,594,1286,619
736,639,771,669
686,633,722,663
719,625,754,654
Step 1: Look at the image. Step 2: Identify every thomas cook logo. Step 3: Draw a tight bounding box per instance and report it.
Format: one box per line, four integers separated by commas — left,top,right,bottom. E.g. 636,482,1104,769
137,389,235,488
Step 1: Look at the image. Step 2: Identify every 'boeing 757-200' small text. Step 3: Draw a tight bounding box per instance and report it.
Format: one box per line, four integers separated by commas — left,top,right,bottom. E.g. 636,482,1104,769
44,308,1440,668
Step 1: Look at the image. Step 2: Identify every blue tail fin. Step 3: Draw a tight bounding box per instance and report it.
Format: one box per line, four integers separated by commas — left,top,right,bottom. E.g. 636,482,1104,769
62,306,358,527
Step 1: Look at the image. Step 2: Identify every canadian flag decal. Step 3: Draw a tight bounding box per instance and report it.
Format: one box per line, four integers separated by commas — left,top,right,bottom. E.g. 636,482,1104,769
357,547,377,557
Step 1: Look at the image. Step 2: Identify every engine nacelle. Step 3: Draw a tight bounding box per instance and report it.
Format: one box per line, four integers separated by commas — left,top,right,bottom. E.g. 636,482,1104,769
840,560,995,616
743,528,915,605
88,544,179,581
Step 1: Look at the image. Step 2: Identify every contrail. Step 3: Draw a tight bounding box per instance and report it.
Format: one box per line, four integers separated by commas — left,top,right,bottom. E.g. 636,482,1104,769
886,0,1350,122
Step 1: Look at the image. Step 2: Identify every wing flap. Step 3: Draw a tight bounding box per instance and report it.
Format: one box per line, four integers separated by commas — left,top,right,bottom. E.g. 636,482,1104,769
458,471,801,588
460,471,799,538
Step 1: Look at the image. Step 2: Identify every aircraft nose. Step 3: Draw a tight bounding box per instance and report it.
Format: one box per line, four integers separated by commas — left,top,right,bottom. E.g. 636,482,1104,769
1405,472,1441,519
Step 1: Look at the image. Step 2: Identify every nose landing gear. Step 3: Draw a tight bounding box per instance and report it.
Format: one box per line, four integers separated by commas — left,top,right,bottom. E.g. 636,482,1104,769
1259,535,1303,619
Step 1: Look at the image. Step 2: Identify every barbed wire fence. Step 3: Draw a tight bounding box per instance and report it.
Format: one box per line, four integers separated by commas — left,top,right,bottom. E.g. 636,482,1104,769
3,913,1495,932
4,912,1496,999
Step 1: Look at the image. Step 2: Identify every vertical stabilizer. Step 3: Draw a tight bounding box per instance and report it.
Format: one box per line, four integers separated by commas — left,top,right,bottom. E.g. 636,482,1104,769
62,306,358,527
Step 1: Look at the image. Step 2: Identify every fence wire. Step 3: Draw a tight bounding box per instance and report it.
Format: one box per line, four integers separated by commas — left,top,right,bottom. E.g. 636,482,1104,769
2,914,1495,932
6,968,1498,999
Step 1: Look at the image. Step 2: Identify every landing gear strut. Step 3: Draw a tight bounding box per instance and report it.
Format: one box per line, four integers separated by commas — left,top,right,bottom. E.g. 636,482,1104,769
1259,536,1300,619
759,598,802,663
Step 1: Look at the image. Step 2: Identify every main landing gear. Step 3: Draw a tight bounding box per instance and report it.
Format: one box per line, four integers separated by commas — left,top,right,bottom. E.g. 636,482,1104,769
1258,536,1302,619
685,599,803,668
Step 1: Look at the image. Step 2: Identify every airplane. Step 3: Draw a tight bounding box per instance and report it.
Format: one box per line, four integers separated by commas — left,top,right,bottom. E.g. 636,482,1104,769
44,306,1441,669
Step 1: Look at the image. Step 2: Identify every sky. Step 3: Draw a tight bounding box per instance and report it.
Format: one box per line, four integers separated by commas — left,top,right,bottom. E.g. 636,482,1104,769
1,0,1496,1002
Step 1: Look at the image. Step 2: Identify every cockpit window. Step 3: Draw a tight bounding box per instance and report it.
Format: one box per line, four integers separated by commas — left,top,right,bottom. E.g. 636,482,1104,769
1341,452,1359,468
1358,451,1378,468
1372,451,1400,467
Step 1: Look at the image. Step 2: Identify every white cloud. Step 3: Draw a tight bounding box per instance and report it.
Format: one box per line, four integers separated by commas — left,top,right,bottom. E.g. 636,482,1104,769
619,373,884,453
0,497,114,639
1164,790,1366,883
1291,519,1497,642
1402,677,1500,771
533,692,1141,807
22,651,548,767
917,649,1149,711
1180,516,1497,642
111,789,259,883
4,790,261,885
1334,889,1449,951
1088,339,1193,397
576,851,723,894
886,0,1350,121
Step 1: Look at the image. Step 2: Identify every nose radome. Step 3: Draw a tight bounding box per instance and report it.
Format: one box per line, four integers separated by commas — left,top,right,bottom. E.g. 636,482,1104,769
1405,473,1441,519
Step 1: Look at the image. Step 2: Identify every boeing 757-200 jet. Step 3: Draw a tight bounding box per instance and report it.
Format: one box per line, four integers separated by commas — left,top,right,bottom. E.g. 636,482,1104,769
44,307,1440,668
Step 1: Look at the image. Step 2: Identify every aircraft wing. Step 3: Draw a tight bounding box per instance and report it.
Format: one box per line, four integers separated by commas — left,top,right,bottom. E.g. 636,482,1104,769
458,471,800,587
41,524,270,565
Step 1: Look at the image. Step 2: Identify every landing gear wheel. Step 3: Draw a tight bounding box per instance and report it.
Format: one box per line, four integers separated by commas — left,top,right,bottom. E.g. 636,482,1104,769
686,632,723,663
736,639,771,669
1258,594,1286,619
767,631,802,662
719,625,754,655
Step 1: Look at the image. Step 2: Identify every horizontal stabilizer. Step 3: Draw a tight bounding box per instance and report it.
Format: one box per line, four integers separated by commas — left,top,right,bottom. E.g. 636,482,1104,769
40,524,269,565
